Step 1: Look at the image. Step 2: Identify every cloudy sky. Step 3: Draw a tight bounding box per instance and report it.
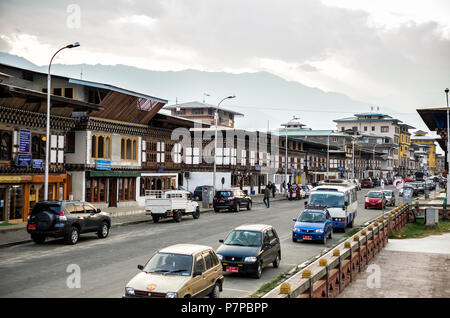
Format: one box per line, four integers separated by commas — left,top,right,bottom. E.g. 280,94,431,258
1,0,449,120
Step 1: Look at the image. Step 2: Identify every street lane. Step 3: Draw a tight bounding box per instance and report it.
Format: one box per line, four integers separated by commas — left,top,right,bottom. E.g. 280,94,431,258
0,185,398,298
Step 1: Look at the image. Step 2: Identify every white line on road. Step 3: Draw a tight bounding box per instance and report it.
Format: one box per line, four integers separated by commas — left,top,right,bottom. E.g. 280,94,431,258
222,287,253,293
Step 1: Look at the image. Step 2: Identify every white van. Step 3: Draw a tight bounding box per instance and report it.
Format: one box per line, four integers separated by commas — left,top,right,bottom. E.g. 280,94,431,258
306,180,357,231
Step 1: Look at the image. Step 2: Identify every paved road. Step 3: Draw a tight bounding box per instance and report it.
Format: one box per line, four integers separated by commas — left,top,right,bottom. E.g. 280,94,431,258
0,185,397,298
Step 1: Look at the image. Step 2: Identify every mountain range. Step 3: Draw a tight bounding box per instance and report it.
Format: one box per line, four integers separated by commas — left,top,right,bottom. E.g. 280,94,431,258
0,51,426,134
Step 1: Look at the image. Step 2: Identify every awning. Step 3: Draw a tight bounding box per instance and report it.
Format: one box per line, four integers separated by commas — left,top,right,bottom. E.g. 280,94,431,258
88,171,141,178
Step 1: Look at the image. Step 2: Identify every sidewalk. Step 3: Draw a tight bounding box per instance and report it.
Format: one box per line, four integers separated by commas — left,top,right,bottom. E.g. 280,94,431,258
0,193,286,248
338,233,450,298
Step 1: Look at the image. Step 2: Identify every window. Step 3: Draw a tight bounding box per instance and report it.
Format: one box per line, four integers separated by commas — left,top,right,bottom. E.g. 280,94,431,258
372,126,375,131
381,126,389,133
0,131,12,160
203,252,214,270
194,254,205,273
176,108,186,115
53,88,62,96
121,137,138,161
91,134,111,159
66,132,75,153
364,126,367,131
64,88,74,98
31,135,45,159
157,141,165,163
192,109,204,115
22,71,34,81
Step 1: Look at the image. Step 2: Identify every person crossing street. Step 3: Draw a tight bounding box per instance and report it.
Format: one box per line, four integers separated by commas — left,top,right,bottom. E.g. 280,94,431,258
263,185,271,208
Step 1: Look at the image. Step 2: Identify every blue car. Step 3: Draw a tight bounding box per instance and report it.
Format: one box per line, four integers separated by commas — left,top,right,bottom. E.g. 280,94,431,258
292,207,333,244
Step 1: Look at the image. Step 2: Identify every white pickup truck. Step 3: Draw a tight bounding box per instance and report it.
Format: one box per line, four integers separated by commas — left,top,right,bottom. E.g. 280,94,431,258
145,190,200,223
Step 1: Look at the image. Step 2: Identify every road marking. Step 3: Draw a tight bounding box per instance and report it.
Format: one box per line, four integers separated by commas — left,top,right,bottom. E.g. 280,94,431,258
222,287,253,293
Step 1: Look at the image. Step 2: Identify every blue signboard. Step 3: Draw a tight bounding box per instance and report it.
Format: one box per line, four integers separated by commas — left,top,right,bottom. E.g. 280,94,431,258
338,166,344,171
255,164,261,171
157,167,165,173
17,154,32,166
96,160,111,170
19,129,31,153
33,159,43,169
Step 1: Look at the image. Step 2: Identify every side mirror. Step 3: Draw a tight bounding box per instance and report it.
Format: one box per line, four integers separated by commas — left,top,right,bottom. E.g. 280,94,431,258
96,208,101,213
344,201,349,206
293,218,297,222
137,265,144,271
193,271,202,277
219,239,224,243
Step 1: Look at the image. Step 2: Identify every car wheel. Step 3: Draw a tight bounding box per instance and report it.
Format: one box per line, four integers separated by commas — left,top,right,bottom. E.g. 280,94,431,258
97,222,109,239
209,283,220,298
174,211,182,223
273,253,280,268
152,216,160,223
193,207,200,219
65,227,79,245
247,201,252,210
235,203,240,212
194,196,200,201
214,208,220,213
292,238,298,243
31,234,46,244
254,262,263,279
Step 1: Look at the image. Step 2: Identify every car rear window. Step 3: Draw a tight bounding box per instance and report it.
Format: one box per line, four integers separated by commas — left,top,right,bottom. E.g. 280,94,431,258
31,203,61,215
368,192,382,198
216,191,233,197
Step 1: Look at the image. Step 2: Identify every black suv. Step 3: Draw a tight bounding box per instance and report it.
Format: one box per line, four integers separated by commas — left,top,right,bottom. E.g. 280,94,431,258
216,224,281,279
193,185,209,201
213,189,252,212
27,201,111,245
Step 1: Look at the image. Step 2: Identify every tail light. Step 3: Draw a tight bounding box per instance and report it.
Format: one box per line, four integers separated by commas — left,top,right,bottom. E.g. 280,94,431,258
228,196,235,200
59,210,67,221
59,210,65,217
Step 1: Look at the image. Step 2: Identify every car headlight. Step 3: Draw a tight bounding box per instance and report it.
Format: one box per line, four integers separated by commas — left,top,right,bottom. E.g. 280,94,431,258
217,254,223,261
125,287,135,296
244,256,257,263
315,229,324,233
166,292,178,298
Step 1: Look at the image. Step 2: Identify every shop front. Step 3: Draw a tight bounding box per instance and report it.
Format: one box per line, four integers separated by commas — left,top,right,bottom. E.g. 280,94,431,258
0,174,68,223
86,171,141,208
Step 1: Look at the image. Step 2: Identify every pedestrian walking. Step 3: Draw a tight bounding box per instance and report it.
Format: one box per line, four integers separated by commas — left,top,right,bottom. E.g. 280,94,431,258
272,184,276,198
380,178,385,190
263,185,271,208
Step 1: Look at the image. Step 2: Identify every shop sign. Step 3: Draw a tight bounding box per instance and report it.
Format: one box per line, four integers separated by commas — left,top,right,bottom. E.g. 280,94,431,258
17,154,32,166
19,129,31,153
33,159,43,169
96,160,111,170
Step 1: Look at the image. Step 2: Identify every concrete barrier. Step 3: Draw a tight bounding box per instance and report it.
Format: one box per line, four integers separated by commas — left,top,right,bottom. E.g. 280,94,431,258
262,202,410,298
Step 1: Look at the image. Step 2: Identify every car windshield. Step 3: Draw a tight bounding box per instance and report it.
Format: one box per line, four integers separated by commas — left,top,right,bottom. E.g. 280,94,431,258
299,211,326,223
362,179,371,182
383,191,393,196
368,192,382,198
309,191,345,207
224,230,262,247
143,253,193,276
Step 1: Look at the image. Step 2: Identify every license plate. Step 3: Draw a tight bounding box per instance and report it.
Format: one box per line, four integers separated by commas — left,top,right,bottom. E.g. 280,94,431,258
28,224,36,230
219,200,225,203
302,235,312,240
226,266,239,273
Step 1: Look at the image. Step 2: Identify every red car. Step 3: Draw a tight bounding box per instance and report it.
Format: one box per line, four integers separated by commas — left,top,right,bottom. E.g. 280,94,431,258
364,191,386,209
361,178,374,188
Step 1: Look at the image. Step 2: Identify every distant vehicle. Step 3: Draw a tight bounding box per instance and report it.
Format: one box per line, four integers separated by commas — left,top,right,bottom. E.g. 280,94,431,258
404,177,414,183
349,179,361,190
383,190,396,206
306,179,357,230
124,244,223,298
288,184,304,200
364,191,386,210
27,201,111,245
411,182,425,194
213,189,252,212
292,206,333,244
414,171,425,181
216,224,281,279
361,178,374,188
371,177,380,187
399,184,418,197
302,185,314,197
385,177,393,185
193,185,209,201
145,190,200,223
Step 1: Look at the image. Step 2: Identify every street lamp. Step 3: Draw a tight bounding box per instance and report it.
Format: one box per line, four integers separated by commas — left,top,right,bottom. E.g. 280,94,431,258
213,95,235,194
281,116,300,190
45,42,80,201
445,88,449,202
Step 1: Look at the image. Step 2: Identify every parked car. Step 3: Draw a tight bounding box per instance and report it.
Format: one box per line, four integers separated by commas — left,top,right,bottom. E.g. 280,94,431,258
145,190,200,223
364,191,386,210
385,177,393,185
213,189,252,212
193,185,209,201
216,224,281,279
26,201,111,245
124,244,224,298
361,178,374,188
302,185,314,197
371,177,380,187
292,206,333,244
412,182,425,194
383,190,396,206
399,184,418,197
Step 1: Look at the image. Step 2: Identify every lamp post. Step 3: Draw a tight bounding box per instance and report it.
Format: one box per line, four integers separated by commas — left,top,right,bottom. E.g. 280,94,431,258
45,42,80,201
281,116,300,190
213,95,235,194
445,88,449,201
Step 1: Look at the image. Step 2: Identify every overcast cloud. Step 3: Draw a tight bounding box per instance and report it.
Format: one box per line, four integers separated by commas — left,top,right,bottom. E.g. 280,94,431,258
0,0,449,116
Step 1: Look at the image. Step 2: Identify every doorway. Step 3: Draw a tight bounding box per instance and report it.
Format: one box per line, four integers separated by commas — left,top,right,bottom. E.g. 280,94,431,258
109,178,117,207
